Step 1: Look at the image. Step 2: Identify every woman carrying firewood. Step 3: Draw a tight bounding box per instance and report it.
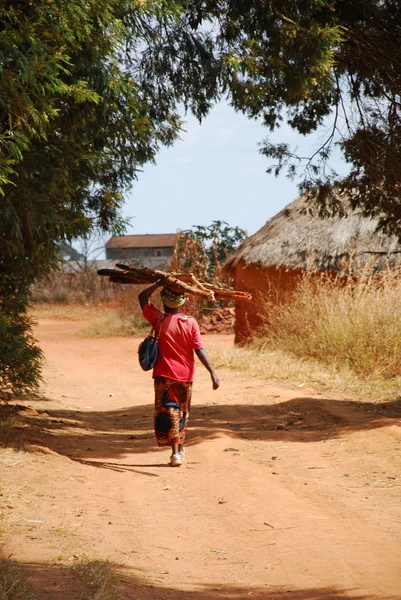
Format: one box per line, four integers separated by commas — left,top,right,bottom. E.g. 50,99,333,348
138,277,219,467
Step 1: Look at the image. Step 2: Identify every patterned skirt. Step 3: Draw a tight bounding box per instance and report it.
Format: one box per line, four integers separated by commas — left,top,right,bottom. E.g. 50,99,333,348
154,376,193,447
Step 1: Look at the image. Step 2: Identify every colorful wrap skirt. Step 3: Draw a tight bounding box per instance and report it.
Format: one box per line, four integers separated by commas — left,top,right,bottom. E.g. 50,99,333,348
154,376,193,447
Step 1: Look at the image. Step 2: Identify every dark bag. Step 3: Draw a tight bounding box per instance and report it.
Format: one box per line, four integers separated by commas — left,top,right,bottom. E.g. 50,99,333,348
138,314,164,371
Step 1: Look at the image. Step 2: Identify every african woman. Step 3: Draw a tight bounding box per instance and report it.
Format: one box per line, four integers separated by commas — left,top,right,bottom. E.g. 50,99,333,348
138,277,219,466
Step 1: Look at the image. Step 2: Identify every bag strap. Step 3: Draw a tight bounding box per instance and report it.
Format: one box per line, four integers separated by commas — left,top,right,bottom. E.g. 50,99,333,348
149,312,165,339
155,313,166,341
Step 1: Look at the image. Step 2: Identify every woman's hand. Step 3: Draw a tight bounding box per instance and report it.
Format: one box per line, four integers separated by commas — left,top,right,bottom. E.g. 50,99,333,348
211,372,220,390
195,348,219,389
156,274,171,287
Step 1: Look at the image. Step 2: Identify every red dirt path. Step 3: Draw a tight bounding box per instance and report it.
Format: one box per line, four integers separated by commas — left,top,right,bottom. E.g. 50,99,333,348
1,318,401,599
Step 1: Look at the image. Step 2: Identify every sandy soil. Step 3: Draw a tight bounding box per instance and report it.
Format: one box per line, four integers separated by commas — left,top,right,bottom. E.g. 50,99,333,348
1,318,401,599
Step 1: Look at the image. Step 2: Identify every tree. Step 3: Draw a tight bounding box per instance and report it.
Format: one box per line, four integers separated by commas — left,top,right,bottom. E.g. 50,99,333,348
0,0,215,393
58,243,84,264
59,234,107,272
173,221,247,281
140,1,401,231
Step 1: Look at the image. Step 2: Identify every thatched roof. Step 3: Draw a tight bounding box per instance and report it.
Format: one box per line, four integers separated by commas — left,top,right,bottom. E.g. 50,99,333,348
226,192,401,272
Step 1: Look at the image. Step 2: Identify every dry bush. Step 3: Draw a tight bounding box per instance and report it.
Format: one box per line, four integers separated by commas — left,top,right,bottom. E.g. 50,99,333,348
32,269,153,336
118,285,159,321
171,232,235,324
31,269,118,305
255,264,401,380
171,233,212,320
171,233,210,281
0,405,22,448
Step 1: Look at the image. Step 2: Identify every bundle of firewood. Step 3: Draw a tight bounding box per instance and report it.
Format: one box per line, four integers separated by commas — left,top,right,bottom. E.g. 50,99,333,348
97,264,252,302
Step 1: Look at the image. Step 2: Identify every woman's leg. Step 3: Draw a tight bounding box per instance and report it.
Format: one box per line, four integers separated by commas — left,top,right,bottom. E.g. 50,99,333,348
170,442,182,466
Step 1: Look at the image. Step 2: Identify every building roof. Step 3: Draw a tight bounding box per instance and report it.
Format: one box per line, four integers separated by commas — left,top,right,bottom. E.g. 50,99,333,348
225,191,401,273
105,233,180,249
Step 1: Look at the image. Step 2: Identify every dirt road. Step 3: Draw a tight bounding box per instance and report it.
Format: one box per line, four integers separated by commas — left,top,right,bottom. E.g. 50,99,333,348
2,318,401,599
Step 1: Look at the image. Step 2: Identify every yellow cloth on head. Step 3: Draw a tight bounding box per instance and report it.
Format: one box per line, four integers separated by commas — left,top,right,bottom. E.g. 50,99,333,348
160,287,187,308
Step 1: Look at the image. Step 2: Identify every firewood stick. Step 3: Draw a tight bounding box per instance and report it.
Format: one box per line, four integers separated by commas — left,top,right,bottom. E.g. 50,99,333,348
188,273,209,291
163,274,215,301
113,265,215,300
99,265,251,301
114,265,216,299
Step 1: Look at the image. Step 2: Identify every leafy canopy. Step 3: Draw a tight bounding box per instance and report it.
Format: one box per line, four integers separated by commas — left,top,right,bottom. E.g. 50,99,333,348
140,0,401,231
0,0,189,393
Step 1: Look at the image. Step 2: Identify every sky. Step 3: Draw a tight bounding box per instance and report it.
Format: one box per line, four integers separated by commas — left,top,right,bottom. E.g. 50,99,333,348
121,100,349,240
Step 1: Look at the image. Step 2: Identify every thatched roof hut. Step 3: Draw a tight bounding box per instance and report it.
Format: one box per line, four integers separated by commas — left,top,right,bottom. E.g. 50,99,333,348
226,192,401,343
226,193,401,274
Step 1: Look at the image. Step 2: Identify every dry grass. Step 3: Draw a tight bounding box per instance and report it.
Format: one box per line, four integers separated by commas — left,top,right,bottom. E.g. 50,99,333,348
72,559,122,600
206,343,401,399
31,287,150,338
79,310,147,338
0,407,26,451
0,552,124,600
254,267,401,381
0,559,35,600
30,303,103,322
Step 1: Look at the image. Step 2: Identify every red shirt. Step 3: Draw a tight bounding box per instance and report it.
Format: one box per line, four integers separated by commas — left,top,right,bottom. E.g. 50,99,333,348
142,303,203,382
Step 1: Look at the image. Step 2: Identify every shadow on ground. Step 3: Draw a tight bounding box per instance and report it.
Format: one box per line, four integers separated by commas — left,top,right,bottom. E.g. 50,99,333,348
20,559,401,600
1,395,400,464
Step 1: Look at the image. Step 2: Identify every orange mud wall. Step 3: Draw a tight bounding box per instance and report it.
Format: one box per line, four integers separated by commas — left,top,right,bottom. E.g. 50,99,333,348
233,262,304,344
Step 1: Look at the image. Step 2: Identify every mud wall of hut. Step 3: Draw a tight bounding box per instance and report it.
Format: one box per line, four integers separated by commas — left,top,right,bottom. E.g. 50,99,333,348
233,262,304,344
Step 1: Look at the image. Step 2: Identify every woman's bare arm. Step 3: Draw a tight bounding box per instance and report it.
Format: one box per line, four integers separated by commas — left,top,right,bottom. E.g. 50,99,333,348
195,348,220,390
138,278,167,309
